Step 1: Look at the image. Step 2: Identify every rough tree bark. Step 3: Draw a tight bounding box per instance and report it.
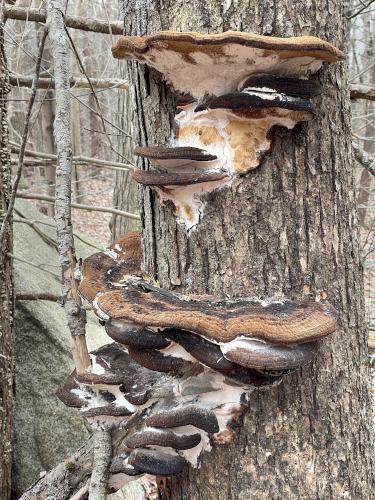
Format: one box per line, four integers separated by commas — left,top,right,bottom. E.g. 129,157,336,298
118,1,374,499
112,67,140,240
88,428,112,500
0,12,14,500
356,15,374,226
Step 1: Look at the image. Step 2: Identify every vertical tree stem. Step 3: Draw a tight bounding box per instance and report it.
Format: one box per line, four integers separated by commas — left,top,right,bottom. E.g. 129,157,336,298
88,428,112,500
0,7,14,499
47,0,90,373
0,27,47,248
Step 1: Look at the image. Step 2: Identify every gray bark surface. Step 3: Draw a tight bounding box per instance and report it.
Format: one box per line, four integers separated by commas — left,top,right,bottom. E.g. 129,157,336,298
112,70,140,240
0,14,14,500
88,428,112,500
3,5,123,34
47,0,90,374
118,1,374,499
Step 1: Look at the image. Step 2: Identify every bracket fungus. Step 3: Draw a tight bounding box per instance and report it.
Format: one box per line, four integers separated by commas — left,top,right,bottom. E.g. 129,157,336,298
78,230,143,313
56,232,338,492
112,31,344,99
113,31,343,228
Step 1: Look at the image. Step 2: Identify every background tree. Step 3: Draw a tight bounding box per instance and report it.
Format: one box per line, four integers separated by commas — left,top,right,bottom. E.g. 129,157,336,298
0,8,14,500
118,0,374,498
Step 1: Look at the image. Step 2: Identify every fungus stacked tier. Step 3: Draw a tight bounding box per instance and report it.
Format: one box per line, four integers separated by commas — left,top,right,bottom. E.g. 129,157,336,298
58,231,337,489
112,31,344,228
58,31,343,491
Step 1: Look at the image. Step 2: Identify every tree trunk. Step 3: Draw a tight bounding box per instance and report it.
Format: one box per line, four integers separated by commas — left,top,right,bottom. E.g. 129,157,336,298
0,16,15,500
35,18,56,217
117,1,374,498
356,15,374,227
111,66,140,240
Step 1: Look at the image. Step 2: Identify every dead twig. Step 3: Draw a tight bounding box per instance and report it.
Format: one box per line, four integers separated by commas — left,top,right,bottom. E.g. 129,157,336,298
3,5,124,34
9,141,134,171
16,292,61,302
9,73,128,89
8,253,60,278
347,0,375,19
353,142,375,178
0,26,47,249
16,192,140,220
89,428,112,500
65,26,124,159
350,84,375,102
11,214,103,251
47,0,90,374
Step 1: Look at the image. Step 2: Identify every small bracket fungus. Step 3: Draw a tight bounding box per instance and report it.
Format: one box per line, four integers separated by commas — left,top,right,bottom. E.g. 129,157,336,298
56,233,338,493
78,231,143,314
113,31,343,228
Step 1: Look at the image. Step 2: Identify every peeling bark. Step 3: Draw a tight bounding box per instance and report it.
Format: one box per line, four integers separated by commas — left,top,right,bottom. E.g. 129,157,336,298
118,1,374,499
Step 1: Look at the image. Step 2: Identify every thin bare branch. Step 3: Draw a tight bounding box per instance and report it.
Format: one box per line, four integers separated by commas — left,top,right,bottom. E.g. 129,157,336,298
353,142,375,178
9,73,128,89
47,0,90,374
349,61,375,83
0,27,47,248
347,0,375,19
16,292,61,301
8,253,60,278
16,192,140,219
65,27,132,160
9,142,134,171
4,5,123,34
11,214,103,251
4,25,133,150
350,84,375,101
88,428,112,500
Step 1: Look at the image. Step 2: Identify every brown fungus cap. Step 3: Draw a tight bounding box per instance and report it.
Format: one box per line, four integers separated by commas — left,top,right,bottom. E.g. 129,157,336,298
194,92,317,115
238,74,323,97
146,404,220,434
78,231,142,306
95,279,337,345
127,449,187,477
112,31,344,98
220,339,318,371
57,343,176,412
124,429,202,451
56,371,89,408
132,169,228,187
134,145,217,162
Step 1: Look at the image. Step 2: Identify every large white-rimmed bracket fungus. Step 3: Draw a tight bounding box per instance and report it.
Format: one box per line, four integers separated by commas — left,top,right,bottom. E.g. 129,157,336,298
79,234,337,378
60,233,337,493
112,31,344,228
95,278,337,373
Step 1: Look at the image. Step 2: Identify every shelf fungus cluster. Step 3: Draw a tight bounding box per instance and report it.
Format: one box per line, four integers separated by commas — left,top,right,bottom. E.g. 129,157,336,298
112,31,344,227
58,232,337,492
